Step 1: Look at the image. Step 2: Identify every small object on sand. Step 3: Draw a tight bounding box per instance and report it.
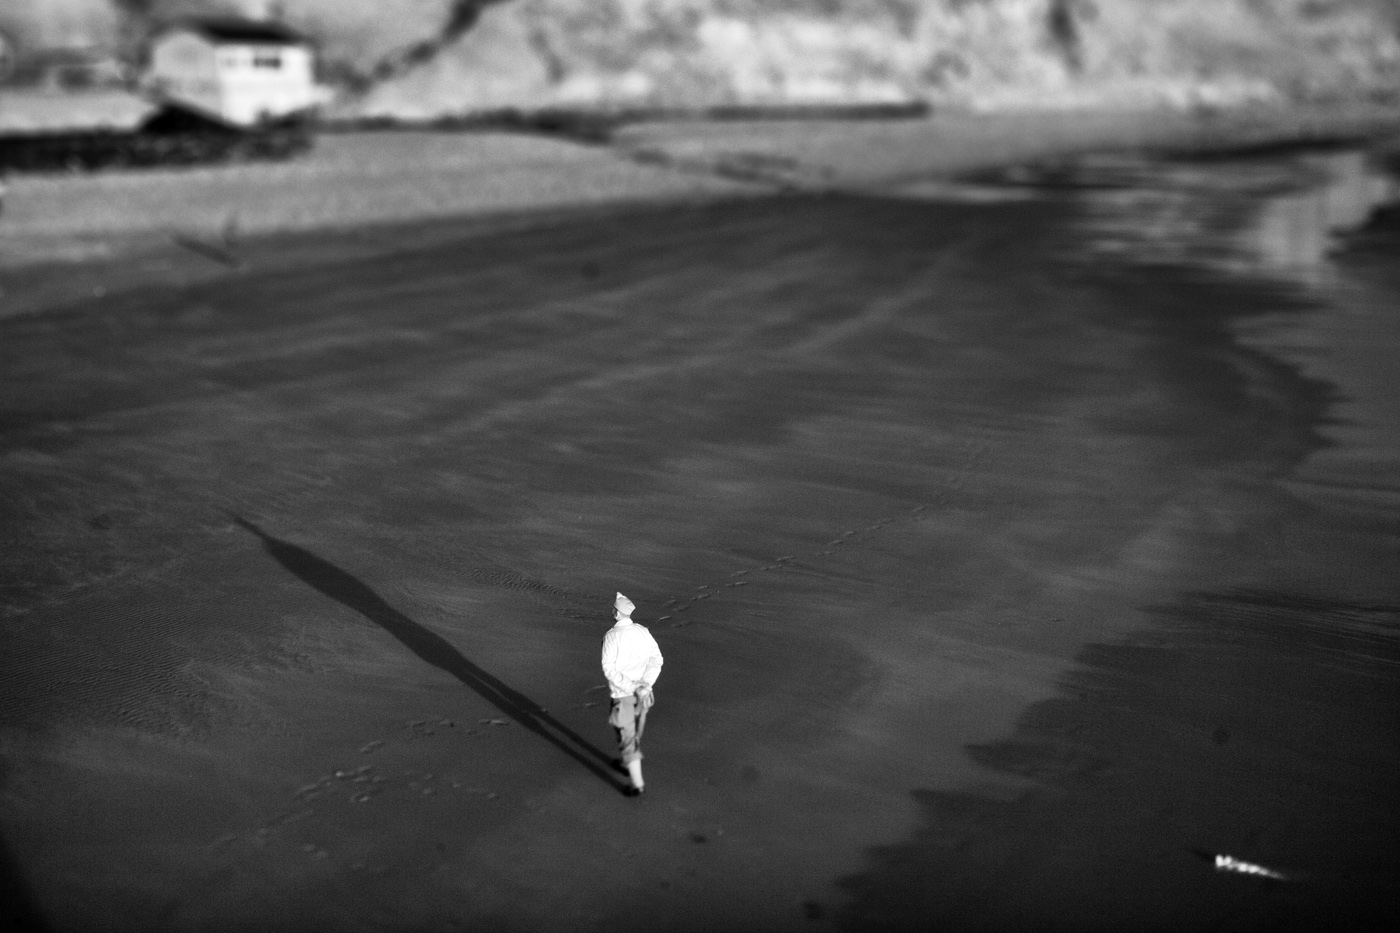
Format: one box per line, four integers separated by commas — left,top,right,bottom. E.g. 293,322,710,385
170,232,244,269
1214,854,1287,880
480,718,508,726
272,809,314,826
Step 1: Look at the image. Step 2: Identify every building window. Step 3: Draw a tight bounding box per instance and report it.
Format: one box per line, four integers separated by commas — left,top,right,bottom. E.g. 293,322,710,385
252,50,282,70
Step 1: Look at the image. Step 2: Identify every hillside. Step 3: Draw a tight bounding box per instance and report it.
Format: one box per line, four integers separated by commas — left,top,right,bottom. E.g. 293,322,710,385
4,1,1399,118
341,0,1400,118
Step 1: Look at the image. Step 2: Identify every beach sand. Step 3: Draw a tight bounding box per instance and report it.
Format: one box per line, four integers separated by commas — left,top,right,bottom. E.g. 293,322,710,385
1,108,1398,931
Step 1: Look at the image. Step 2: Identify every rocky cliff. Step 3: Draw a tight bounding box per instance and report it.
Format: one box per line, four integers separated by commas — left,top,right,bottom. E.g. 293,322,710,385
337,1,1400,117
7,1,1400,117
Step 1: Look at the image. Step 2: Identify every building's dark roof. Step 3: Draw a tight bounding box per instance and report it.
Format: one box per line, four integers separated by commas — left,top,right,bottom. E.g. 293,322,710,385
169,17,309,46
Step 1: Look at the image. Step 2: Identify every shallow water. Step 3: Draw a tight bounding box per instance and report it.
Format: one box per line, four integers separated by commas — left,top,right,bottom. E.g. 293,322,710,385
840,144,1400,930
1079,147,1400,511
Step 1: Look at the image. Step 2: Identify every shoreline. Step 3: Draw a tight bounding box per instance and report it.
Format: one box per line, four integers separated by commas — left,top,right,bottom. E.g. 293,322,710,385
3,98,1399,300
2,99,1398,931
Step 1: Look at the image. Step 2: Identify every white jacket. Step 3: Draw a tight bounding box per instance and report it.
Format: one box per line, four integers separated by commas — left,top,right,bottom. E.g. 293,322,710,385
601,617,663,700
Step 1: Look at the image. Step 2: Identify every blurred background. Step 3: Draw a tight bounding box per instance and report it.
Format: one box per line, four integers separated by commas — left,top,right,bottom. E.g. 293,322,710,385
1,0,1398,124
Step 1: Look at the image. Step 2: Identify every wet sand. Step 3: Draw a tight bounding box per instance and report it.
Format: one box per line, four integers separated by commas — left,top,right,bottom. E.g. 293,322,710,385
1,131,1398,931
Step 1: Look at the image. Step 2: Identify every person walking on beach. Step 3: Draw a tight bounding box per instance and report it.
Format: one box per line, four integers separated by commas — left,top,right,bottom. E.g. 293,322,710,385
602,592,663,796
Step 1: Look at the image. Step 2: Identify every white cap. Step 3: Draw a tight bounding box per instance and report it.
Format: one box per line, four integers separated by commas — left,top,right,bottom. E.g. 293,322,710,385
614,592,635,616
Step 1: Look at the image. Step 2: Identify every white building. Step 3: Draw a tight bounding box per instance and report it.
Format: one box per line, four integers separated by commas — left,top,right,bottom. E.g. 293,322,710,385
146,17,323,126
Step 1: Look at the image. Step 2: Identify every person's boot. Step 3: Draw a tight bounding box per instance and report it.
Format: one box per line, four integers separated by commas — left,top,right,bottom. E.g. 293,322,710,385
626,759,645,796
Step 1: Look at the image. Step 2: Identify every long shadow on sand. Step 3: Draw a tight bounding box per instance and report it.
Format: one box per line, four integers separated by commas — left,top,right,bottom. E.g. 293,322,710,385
1,835,48,933
231,515,629,795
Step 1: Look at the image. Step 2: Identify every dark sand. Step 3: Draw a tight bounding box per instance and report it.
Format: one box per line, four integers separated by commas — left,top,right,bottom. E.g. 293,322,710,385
1,134,1398,932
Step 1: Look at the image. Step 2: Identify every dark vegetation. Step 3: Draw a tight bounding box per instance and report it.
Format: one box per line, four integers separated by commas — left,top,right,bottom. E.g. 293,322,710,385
327,101,932,144
0,104,312,174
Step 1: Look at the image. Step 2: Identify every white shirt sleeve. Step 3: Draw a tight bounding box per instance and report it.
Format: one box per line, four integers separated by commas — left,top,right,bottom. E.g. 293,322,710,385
601,631,630,695
637,627,663,689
